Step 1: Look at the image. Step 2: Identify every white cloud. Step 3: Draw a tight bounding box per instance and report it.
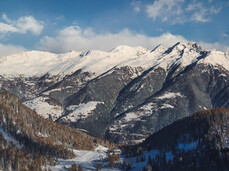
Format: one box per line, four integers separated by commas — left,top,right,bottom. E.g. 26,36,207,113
199,42,229,52
223,33,229,38
146,0,221,24
55,15,65,21
38,25,229,53
146,0,184,22
0,43,26,57
16,16,44,35
131,1,142,13
187,3,221,23
191,10,210,23
2,13,12,23
0,25,227,57
38,26,188,53
0,14,44,35
0,22,18,33
134,6,141,13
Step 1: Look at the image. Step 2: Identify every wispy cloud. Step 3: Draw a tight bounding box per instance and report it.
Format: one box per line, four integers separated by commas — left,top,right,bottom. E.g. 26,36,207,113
146,0,221,24
0,14,44,36
38,26,188,53
0,25,228,57
38,25,229,53
131,1,142,13
223,33,229,38
55,15,65,21
0,22,18,33
199,41,229,52
0,43,25,57
146,0,184,22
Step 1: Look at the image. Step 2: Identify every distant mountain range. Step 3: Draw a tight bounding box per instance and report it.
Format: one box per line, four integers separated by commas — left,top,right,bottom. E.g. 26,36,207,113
0,42,228,145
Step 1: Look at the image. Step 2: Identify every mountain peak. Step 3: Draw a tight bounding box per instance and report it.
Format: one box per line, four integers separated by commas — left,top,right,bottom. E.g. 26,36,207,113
151,44,167,53
169,42,202,52
110,45,148,54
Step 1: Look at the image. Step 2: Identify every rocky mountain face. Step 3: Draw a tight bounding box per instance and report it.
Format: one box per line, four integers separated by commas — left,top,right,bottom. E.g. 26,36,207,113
106,63,229,144
123,108,229,170
0,42,228,144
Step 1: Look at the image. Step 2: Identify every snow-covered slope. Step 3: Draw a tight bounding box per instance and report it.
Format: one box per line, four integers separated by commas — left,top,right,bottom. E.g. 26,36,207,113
47,145,116,171
0,42,228,78
23,96,63,120
61,101,104,122
0,46,148,78
198,50,229,70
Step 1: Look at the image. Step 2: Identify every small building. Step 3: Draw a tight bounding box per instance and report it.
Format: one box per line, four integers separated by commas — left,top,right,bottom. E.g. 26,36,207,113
109,148,122,155
113,148,122,155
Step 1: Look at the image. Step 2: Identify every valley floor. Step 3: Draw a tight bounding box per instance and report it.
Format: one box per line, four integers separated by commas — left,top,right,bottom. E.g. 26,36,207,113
46,146,120,171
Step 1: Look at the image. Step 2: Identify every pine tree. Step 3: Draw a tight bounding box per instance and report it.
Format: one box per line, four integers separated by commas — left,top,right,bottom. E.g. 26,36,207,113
97,163,101,170
78,165,83,171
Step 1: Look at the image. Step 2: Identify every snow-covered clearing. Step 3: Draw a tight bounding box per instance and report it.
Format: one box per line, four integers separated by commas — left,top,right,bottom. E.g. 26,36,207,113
23,96,63,120
47,145,119,171
62,101,103,122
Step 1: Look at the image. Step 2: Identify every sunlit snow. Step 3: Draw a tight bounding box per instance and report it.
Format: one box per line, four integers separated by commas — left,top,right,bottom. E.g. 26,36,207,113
156,92,183,100
46,145,119,171
23,96,63,120
0,42,228,79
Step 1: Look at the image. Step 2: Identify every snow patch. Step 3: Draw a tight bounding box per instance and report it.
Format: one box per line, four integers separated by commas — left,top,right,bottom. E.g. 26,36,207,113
38,132,49,138
124,113,139,122
23,96,63,120
63,101,103,122
160,104,174,109
165,151,174,161
122,149,175,170
140,103,155,111
42,88,62,95
177,141,198,151
156,92,183,100
122,150,160,171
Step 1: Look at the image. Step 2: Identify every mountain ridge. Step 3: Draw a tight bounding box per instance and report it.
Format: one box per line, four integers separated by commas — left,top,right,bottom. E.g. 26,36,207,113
0,42,228,78
0,42,228,144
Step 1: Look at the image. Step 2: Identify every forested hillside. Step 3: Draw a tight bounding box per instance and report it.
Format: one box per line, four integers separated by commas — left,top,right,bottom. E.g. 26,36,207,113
123,108,229,170
0,91,113,170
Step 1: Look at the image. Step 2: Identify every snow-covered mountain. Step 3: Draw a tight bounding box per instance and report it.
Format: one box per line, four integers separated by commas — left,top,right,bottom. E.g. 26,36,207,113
1,42,228,78
0,42,228,144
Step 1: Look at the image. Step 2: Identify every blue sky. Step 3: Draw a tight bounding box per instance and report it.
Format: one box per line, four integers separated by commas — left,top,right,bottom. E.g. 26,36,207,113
0,0,228,56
